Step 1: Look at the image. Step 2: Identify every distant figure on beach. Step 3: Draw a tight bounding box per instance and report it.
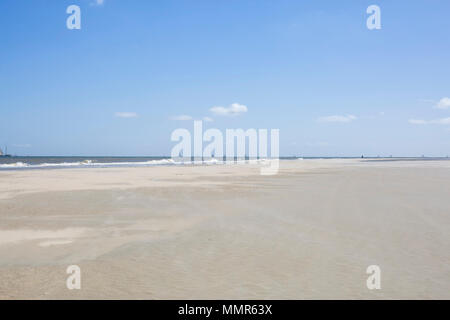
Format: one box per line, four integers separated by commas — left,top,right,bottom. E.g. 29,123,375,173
361,155,364,158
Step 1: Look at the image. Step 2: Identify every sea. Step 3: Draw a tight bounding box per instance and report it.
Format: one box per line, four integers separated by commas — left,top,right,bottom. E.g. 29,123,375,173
0,156,448,170
0,156,179,170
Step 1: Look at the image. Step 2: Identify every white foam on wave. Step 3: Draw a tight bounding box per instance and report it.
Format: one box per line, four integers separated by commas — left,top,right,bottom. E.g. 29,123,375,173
0,158,269,170
0,162,29,168
0,159,177,169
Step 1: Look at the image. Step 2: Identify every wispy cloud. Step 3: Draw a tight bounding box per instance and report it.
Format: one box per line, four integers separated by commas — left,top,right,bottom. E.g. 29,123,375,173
210,103,248,116
115,112,138,118
170,115,193,121
317,115,357,123
90,0,105,6
409,117,450,125
435,97,450,109
202,116,213,122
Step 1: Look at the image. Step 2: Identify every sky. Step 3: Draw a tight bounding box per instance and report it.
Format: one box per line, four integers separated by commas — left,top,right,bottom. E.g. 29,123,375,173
1,0,449,157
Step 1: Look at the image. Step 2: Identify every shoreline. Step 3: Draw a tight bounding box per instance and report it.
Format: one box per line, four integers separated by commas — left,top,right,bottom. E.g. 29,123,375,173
1,156,449,171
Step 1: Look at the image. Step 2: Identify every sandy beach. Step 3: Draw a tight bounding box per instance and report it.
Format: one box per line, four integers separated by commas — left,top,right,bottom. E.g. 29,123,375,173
0,159,449,299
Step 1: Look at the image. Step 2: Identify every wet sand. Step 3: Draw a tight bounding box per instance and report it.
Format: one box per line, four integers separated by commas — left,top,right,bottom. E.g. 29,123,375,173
0,159,449,299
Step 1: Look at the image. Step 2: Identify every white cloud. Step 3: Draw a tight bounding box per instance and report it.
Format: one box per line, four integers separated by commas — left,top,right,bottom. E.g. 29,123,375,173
409,117,450,125
91,0,105,6
202,116,213,122
115,112,138,118
210,103,248,116
317,115,357,123
171,115,192,121
435,97,450,109
437,118,450,124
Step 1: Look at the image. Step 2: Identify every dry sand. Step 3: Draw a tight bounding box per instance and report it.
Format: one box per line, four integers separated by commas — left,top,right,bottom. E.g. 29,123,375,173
0,159,449,299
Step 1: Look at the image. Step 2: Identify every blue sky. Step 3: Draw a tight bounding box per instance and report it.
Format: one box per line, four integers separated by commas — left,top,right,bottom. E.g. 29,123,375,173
1,0,449,157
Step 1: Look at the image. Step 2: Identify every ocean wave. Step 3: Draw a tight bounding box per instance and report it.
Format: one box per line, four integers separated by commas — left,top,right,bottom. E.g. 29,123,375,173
0,159,176,169
0,162,29,168
0,158,255,170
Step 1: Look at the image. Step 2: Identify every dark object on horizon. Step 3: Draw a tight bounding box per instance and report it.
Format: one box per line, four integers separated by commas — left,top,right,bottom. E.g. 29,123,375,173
361,155,364,158
0,146,11,158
